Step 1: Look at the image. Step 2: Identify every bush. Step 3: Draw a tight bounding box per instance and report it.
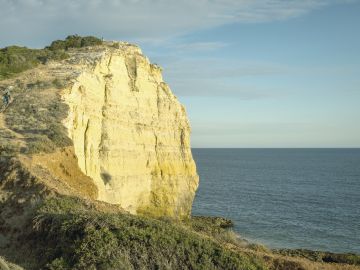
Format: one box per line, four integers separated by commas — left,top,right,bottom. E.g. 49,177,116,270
45,258,69,270
0,35,102,80
0,46,40,79
29,197,266,270
47,35,103,51
0,46,69,80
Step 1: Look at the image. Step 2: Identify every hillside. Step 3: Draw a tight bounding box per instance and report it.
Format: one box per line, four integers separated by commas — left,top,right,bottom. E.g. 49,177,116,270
0,36,359,270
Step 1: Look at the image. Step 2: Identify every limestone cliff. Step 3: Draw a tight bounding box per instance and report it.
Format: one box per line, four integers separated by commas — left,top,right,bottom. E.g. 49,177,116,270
0,41,198,219
61,43,199,218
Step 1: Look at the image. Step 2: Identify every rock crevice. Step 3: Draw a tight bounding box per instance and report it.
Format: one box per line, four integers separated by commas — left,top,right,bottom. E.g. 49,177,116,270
62,44,199,218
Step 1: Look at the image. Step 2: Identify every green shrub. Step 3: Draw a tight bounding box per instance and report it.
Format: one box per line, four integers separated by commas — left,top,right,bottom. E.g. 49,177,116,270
45,258,70,270
47,35,103,51
80,36,103,47
29,197,266,270
0,46,39,79
0,35,102,80
0,46,69,80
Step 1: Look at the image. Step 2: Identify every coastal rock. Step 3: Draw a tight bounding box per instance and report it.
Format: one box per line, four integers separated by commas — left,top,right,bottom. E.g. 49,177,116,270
62,43,199,218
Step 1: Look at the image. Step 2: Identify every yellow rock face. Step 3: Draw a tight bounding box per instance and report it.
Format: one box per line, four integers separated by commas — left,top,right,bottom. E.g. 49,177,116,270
62,44,199,218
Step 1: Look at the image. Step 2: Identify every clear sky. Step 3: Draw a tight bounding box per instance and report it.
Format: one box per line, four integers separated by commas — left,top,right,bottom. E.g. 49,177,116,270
1,0,359,147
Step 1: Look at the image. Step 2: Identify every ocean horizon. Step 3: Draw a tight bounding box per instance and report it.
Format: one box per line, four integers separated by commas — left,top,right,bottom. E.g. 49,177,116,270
191,148,360,253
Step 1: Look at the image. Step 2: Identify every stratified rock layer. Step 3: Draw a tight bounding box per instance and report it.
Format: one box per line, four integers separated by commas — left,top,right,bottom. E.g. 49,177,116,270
62,43,199,218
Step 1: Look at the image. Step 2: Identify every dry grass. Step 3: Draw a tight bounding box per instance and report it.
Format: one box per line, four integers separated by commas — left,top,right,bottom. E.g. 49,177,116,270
29,146,98,200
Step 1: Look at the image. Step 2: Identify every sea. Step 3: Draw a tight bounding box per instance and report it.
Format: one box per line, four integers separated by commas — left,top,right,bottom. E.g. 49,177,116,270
191,148,360,254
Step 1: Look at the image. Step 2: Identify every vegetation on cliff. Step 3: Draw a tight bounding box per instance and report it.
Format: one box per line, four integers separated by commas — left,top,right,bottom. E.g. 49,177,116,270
4,195,358,270
275,249,360,266
11,196,264,270
0,46,67,80
46,35,103,51
0,73,72,157
0,35,102,80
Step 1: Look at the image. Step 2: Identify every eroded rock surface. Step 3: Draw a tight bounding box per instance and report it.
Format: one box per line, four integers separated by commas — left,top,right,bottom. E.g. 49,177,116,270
0,42,198,219
62,43,199,218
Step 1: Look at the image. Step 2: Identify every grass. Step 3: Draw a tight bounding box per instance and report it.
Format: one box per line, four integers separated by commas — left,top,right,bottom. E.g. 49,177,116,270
4,85,72,154
21,196,266,270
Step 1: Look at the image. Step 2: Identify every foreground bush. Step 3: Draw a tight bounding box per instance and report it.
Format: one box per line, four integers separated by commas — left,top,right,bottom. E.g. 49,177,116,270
28,197,265,270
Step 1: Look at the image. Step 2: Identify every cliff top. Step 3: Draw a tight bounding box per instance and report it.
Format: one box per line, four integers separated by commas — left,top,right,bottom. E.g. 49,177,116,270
0,35,144,81
0,35,161,157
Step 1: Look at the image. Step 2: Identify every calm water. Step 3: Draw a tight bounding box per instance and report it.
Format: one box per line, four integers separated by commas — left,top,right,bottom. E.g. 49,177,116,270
191,149,360,253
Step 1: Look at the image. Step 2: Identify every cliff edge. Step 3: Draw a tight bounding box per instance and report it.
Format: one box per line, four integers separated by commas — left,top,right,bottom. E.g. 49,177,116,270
62,43,198,217
0,40,198,219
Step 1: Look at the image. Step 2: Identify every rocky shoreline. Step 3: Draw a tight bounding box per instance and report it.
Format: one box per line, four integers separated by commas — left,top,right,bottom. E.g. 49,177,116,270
194,216,360,267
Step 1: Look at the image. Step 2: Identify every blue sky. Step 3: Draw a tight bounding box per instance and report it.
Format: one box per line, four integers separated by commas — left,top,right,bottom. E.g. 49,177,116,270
1,0,359,147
